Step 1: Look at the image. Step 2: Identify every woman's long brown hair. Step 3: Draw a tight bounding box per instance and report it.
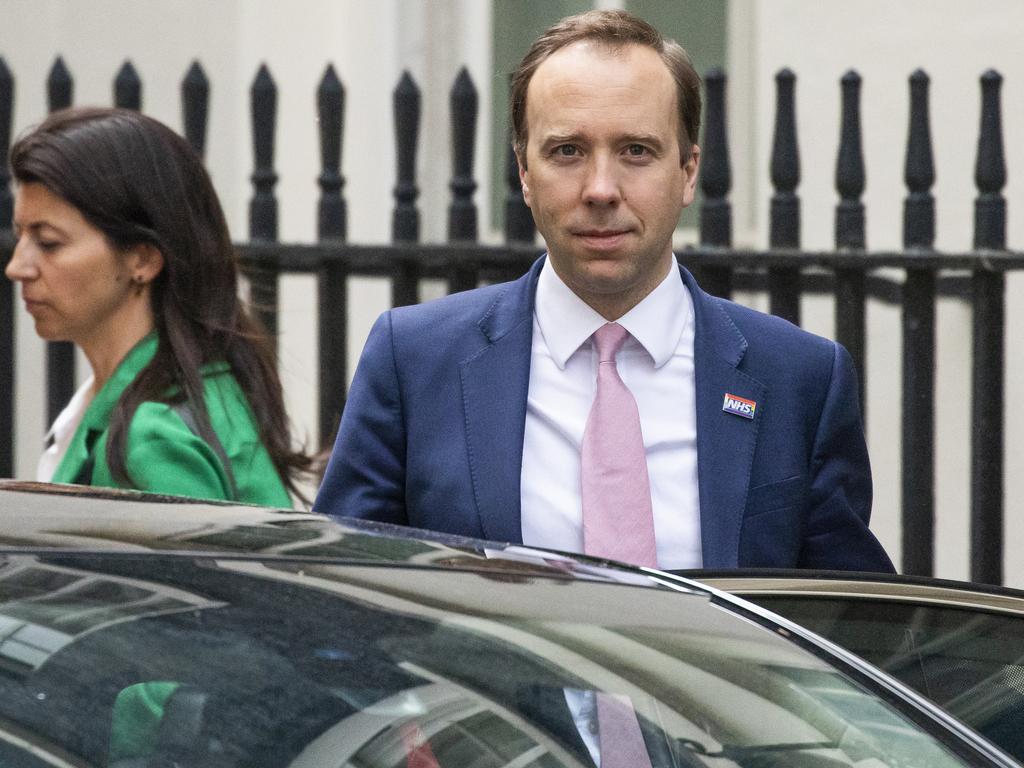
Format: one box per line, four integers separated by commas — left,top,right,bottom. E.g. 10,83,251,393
10,107,312,500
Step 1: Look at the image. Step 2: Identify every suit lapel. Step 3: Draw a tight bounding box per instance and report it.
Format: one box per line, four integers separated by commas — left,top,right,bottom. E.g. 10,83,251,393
53,429,98,486
680,267,765,568
51,334,159,486
459,258,543,543
458,260,764,559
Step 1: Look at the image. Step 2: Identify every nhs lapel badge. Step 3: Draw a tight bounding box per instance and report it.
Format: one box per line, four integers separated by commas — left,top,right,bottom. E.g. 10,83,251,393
722,393,756,419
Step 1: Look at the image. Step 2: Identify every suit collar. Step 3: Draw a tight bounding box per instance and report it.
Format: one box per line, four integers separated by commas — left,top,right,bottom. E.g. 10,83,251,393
678,265,747,368
476,257,543,344
680,266,763,568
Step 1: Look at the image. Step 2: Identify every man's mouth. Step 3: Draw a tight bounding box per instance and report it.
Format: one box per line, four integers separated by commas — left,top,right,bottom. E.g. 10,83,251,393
573,229,631,249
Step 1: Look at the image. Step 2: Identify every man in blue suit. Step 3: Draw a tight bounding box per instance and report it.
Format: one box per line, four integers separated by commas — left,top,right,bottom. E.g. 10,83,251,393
315,10,893,573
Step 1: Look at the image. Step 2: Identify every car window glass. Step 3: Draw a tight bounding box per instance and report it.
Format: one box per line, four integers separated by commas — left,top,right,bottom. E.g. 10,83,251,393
0,555,986,767
754,595,1024,763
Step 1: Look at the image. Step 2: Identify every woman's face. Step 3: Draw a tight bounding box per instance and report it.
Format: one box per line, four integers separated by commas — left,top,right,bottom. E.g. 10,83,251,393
7,182,137,347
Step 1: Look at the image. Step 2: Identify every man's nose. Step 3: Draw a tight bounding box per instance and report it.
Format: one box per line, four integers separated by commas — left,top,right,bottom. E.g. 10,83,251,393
581,156,622,206
5,239,38,282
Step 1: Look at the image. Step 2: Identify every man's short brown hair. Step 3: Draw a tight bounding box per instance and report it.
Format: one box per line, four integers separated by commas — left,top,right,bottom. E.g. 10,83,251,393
510,9,702,167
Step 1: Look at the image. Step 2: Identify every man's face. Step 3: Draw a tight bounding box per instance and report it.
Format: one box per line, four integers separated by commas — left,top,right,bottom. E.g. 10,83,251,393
518,41,700,319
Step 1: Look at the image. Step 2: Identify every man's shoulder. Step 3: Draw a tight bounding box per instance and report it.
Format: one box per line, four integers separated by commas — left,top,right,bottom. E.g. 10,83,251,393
389,279,515,326
698,290,838,369
383,264,539,348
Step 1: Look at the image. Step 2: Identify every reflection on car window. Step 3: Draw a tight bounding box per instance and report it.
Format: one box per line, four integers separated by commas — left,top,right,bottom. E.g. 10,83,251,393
0,555,985,767
756,596,1024,763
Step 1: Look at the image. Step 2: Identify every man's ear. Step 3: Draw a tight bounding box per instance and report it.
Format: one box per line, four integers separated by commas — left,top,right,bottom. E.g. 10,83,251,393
127,243,165,286
515,149,532,208
681,144,701,208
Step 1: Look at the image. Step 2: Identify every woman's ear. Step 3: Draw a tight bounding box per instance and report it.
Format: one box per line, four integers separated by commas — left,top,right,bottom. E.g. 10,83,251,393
127,243,165,286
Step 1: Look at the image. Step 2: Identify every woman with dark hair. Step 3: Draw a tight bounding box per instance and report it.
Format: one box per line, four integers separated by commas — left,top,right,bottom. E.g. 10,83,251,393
6,106,309,505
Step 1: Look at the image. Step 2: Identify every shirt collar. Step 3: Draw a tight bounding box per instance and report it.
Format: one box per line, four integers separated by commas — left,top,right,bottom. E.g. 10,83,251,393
534,256,691,369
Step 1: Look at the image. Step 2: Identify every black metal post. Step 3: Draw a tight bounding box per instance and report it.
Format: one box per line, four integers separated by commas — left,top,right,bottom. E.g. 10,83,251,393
769,69,800,323
181,61,209,159
0,58,13,476
970,70,1006,585
505,140,534,245
46,57,75,430
47,56,72,111
391,71,421,307
317,64,348,447
447,67,478,293
834,70,867,419
698,67,733,299
317,65,347,242
248,64,280,340
113,60,141,110
901,69,936,577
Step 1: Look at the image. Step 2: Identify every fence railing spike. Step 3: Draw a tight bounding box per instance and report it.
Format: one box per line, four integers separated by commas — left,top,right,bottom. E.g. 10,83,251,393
317,63,346,242
248,63,280,340
47,56,73,112
392,70,421,246
391,70,421,308
698,67,733,298
769,68,801,323
448,67,478,246
182,61,209,158
114,60,141,110
504,139,534,245
901,69,936,577
970,68,1006,586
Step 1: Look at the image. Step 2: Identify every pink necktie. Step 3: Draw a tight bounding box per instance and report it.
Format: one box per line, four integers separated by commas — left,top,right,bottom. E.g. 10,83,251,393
581,323,658,568
596,692,653,768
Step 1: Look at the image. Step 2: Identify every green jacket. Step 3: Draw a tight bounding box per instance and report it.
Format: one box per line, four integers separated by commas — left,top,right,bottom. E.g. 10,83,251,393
52,334,291,507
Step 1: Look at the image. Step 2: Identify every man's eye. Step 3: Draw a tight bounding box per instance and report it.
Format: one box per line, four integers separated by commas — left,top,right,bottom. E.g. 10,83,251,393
626,144,649,156
37,240,60,252
554,145,578,157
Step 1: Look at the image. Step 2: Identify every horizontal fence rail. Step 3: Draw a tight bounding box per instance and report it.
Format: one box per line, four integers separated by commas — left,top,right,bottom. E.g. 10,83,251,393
0,56,1013,585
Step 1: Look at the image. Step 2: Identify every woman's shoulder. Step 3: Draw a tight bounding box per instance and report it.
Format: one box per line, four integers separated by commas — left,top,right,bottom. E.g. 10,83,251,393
123,371,290,507
126,369,259,450
126,364,254,430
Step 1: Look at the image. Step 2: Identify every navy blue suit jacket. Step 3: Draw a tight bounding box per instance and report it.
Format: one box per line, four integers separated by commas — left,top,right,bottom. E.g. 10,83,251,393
315,258,894,572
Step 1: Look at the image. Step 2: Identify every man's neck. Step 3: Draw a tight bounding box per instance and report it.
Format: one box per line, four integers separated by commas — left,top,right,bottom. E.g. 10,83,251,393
568,260,676,321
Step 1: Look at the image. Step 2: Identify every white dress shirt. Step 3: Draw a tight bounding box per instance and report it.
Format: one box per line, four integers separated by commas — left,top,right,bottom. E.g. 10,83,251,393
520,258,702,570
37,375,95,482
564,688,602,765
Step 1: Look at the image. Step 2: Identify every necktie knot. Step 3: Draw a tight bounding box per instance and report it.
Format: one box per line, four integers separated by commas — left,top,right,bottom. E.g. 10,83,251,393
593,322,629,362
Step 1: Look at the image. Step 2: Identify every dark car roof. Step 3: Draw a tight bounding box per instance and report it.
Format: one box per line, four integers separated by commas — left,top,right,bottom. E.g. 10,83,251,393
0,480,686,588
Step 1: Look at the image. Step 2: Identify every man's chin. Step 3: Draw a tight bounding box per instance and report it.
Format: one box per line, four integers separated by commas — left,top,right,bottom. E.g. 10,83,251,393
568,263,643,299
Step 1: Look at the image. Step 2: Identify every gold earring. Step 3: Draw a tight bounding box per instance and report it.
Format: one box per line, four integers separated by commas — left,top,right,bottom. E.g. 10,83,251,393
133,275,145,296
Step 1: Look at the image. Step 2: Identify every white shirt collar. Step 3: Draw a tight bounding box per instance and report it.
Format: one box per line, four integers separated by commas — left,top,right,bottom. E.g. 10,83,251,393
534,256,691,369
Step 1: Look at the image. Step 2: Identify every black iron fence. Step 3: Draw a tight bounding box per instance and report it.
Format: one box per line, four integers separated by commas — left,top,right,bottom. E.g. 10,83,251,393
0,57,1017,584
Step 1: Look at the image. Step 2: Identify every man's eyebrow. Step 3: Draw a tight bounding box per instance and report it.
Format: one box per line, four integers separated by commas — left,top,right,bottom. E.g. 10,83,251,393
621,133,665,148
539,133,584,147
